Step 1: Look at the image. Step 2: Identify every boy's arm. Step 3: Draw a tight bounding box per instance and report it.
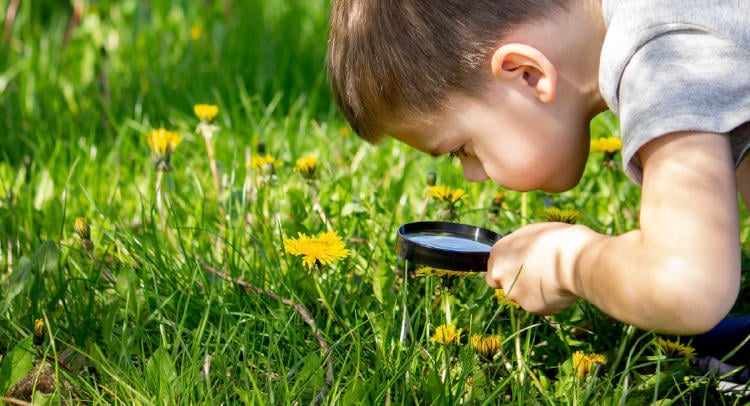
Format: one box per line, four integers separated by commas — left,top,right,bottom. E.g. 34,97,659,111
572,131,740,334
487,131,740,334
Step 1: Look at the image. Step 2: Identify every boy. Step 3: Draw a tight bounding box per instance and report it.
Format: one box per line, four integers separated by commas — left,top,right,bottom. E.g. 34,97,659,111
327,0,750,336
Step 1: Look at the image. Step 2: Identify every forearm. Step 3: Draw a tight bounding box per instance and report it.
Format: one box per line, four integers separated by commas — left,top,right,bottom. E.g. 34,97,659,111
571,229,739,334
570,131,741,334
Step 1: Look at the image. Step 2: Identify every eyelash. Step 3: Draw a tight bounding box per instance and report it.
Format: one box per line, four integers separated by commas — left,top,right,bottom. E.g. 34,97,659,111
449,147,467,160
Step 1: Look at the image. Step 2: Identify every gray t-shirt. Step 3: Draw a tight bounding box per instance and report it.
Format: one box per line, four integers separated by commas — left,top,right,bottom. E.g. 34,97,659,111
600,0,750,184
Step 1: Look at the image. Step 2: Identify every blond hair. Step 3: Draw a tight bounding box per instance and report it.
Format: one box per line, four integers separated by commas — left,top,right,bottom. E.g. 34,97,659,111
327,0,570,142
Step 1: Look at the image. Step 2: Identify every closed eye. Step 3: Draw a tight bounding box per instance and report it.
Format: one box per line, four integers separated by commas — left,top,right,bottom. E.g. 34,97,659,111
449,146,468,160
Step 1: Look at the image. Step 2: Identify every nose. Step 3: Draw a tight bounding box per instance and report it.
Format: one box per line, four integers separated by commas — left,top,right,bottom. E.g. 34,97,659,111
460,157,489,182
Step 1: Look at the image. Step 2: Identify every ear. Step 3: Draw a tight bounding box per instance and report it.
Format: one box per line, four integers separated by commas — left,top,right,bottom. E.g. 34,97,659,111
490,44,557,103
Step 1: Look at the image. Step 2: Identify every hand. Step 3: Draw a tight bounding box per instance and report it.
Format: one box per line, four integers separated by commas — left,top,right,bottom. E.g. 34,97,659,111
486,222,599,314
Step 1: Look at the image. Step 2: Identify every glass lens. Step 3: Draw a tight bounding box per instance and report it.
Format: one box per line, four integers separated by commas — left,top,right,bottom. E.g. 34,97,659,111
405,231,493,253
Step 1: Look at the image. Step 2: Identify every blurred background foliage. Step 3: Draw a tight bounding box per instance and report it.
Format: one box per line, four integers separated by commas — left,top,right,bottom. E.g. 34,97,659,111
1,0,333,163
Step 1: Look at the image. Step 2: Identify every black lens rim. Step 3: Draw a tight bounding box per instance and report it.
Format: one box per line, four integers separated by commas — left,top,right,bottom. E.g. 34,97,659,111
396,221,503,272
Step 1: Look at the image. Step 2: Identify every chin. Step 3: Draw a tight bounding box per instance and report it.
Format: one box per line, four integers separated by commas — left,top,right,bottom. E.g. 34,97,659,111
542,168,586,193
532,169,584,193
540,183,576,193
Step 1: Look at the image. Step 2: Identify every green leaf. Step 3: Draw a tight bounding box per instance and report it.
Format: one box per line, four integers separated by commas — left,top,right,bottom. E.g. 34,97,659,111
33,169,55,210
0,336,35,395
32,240,59,273
2,256,33,313
145,346,179,399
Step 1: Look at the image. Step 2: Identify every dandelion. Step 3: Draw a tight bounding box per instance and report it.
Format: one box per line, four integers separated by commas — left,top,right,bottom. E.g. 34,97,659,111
284,230,350,269
492,192,505,207
471,335,501,361
190,24,202,40
430,324,463,346
415,267,476,278
75,217,93,252
426,185,466,204
540,207,583,224
194,104,219,123
146,128,181,225
194,104,221,197
490,191,506,216
494,289,521,309
571,351,606,378
250,154,282,170
146,128,182,157
654,338,696,359
590,137,622,154
33,319,45,346
296,156,318,180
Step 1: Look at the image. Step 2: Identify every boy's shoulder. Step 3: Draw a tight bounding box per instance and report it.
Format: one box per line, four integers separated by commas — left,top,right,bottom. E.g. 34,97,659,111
601,0,750,184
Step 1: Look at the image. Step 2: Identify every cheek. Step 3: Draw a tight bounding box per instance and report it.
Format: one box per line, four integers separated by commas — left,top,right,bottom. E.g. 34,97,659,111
481,144,567,192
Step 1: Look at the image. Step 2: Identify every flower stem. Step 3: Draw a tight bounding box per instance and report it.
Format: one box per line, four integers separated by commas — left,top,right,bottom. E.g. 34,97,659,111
202,129,222,200
155,170,165,227
310,184,333,232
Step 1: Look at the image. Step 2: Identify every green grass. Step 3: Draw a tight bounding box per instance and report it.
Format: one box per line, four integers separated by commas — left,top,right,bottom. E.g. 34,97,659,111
2,1,750,404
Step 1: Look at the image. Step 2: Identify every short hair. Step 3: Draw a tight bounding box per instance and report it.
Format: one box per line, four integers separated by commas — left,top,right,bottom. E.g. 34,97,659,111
327,0,570,143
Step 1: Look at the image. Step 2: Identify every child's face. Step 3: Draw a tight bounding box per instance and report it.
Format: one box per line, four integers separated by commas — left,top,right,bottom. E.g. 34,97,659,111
387,83,593,193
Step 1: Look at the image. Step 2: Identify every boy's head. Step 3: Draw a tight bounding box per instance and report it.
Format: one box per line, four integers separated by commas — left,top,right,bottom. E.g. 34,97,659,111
327,1,605,192
327,0,570,143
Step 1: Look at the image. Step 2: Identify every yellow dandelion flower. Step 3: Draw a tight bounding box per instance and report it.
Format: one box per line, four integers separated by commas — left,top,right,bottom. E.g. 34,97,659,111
540,207,583,224
430,324,463,346
426,185,466,204
190,24,202,40
146,128,182,156
33,318,45,346
283,231,350,269
572,351,606,378
492,192,505,206
194,104,219,122
415,267,477,278
471,335,501,360
296,156,318,179
654,338,696,359
590,137,622,154
494,289,521,309
249,154,282,170
339,126,351,136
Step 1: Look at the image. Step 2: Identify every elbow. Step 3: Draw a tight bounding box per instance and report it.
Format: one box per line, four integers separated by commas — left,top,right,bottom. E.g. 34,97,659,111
648,259,739,335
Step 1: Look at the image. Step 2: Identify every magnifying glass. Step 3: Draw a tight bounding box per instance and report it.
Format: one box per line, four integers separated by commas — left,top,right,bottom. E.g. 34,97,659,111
395,221,503,272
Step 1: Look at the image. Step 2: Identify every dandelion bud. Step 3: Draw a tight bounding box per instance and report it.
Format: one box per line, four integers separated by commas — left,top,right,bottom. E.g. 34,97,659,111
75,217,90,240
426,171,437,186
33,318,45,346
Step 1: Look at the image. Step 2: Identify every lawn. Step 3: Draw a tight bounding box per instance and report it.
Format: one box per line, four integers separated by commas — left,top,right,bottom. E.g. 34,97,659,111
2,1,750,404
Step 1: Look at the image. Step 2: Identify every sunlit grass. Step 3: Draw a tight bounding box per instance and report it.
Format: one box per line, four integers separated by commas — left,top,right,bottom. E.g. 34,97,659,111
2,1,750,404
